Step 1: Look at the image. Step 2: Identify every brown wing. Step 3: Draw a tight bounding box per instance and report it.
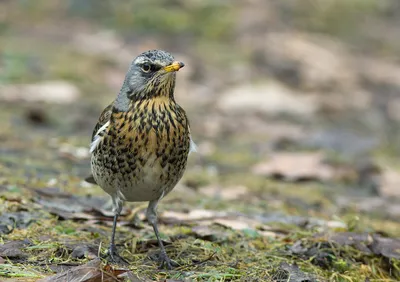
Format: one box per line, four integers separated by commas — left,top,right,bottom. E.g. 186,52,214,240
91,103,113,141
86,103,113,185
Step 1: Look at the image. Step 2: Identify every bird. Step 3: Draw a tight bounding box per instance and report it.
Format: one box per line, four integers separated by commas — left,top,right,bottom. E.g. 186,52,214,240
86,50,196,269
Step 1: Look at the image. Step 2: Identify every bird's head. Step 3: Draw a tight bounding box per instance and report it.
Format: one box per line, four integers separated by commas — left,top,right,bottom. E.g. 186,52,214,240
121,50,184,102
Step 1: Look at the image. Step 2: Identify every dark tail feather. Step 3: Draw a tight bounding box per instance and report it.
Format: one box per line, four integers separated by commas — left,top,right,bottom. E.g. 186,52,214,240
85,175,97,185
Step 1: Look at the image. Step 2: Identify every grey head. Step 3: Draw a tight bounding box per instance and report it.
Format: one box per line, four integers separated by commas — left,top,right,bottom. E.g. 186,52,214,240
114,50,185,111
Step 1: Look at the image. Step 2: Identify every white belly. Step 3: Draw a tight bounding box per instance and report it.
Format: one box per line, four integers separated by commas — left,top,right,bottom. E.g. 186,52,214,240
91,154,182,202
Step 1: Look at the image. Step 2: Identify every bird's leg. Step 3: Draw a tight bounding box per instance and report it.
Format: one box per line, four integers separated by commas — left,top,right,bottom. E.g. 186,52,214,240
146,199,172,269
108,213,119,260
107,195,127,264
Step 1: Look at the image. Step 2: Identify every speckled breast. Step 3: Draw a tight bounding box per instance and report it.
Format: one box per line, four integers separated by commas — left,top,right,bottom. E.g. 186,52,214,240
91,99,190,202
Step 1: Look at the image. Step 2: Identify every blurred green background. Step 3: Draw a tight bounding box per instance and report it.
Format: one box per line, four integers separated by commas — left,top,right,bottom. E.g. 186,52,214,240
1,1,400,281
2,0,400,182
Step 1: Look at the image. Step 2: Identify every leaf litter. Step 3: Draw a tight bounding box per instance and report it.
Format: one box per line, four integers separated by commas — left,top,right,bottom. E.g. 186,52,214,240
1,179,399,281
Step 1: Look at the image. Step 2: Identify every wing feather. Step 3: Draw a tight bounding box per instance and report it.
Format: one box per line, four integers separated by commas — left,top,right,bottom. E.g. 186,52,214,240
188,126,197,154
89,103,112,153
86,104,113,184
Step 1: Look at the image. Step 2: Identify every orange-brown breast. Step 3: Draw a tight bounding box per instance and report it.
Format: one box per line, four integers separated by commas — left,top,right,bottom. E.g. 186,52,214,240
111,96,188,155
91,95,190,201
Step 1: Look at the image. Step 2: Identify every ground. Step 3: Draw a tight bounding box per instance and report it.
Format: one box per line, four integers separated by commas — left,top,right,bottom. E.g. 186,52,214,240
0,1,400,281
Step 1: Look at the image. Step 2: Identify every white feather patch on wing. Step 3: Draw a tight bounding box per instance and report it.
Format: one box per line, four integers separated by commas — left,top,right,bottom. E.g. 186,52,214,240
189,136,197,154
188,126,197,155
90,121,110,153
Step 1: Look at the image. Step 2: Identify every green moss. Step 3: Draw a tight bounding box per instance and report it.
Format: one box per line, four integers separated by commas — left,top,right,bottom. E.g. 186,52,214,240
0,264,42,279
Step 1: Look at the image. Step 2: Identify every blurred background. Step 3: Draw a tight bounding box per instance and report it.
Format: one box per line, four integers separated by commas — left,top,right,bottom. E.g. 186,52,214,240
1,0,400,280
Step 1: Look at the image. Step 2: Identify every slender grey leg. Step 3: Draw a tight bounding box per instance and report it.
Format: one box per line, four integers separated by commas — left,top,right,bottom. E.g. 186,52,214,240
108,213,119,261
146,199,172,269
107,194,127,264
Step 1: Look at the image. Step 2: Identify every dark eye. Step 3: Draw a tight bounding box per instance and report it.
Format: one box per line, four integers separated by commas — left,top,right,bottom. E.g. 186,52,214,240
141,63,151,73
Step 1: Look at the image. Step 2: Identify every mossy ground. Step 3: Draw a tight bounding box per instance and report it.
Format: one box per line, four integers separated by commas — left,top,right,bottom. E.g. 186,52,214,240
1,1,400,281
1,119,399,281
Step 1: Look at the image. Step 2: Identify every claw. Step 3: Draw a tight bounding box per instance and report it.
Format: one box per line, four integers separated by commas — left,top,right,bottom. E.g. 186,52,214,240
158,250,172,270
107,244,128,265
146,199,177,270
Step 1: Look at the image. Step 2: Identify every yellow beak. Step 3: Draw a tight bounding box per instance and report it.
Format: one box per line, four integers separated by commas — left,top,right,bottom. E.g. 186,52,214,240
163,61,185,72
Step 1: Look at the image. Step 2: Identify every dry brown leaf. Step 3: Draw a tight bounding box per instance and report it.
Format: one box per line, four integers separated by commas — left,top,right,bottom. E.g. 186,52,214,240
191,225,230,241
198,185,248,200
252,152,334,181
258,230,279,238
0,240,32,259
213,218,256,230
213,218,277,237
326,232,400,260
379,167,400,197
38,259,129,282
370,235,400,259
0,81,80,104
38,259,102,282
161,209,227,222
217,81,318,117
117,271,150,281
162,209,280,239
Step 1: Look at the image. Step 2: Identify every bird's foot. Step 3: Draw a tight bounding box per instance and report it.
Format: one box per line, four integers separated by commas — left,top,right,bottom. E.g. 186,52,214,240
106,244,128,265
157,249,176,270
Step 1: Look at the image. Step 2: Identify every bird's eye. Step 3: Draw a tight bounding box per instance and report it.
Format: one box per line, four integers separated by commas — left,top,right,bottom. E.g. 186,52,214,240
141,64,151,73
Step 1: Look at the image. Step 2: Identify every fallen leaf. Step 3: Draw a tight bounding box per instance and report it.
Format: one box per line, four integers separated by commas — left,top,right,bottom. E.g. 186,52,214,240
370,235,400,260
163,210,281,239
46,209,97,221
33,187,72,198
0,240,32,260
47,264,78,274
38,258,128,282
161,209,227,223
328,232,373,245
191,225,229,242
327,232,373,254
0,81,80,104
32,189,127,221
38,260,101,282
69,244,99,260
198,185,248,200
213,218,279,238
319,232,400,260
213,218,257,230
258,230,279,238
117,271,150,281
0,211,42,233
379,167,400,198
217,81,317,117
252,152,334,181
272,262,318,282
